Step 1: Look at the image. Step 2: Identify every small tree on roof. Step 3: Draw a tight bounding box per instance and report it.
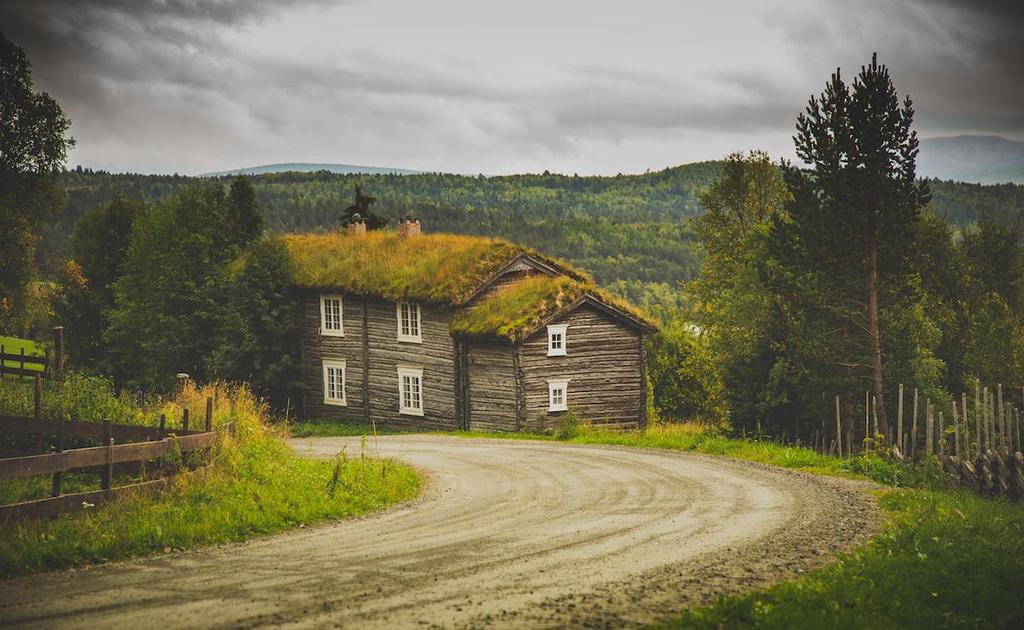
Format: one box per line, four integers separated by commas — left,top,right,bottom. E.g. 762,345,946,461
341,184,388,229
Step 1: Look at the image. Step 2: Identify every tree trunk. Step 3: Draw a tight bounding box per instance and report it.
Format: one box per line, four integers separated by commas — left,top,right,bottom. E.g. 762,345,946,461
867,245,889,435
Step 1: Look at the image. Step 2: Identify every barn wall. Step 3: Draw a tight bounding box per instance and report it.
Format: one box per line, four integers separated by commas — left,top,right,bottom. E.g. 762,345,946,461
519,305,644,432
466,341,519,431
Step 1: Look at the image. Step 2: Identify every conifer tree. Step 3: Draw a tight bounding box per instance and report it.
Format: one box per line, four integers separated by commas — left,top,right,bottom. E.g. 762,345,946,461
775,53,930,434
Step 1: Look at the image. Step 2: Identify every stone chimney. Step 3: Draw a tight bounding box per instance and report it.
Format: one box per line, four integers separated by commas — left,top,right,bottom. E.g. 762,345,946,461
346,214,366,237
397,216,422,240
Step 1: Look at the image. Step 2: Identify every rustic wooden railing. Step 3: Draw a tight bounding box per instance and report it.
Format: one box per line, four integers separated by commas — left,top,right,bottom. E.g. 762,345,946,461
0,400,229,522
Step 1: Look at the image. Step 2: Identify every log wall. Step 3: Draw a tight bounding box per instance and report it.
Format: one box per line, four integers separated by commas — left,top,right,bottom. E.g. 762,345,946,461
519,305,644,431
466,341,518,432
300,293,458,429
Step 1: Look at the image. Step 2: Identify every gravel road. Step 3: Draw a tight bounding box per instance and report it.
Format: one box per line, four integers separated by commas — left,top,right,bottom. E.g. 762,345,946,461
0,435,880,628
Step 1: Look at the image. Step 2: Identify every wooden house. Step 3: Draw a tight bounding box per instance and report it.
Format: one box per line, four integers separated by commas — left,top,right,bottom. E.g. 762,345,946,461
281,219,656,432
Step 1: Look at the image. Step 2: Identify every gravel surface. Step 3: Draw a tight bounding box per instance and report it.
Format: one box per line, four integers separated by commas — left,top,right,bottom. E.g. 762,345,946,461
0,435,881,628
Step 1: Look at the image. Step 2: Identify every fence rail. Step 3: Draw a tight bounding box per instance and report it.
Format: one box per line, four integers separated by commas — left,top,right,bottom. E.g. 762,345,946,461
0,397,228,522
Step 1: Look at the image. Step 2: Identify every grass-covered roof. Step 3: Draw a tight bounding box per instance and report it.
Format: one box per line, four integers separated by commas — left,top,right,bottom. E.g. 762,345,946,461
277,230,653,341
279,231,585,304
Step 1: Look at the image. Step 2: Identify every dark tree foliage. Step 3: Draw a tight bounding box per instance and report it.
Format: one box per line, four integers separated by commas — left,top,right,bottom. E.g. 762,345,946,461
772,53,930,434
54,196,144,368
207,238,303,412
341,183,388,229
225,175,263,247
0,32,73,330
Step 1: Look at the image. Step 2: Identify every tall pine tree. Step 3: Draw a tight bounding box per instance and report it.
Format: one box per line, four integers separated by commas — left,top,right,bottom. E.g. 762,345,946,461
774,53,930,434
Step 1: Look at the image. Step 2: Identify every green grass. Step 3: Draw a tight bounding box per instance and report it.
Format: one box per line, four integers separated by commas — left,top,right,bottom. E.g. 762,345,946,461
670,489,1024,629
287,419,406,437
0,383,421,578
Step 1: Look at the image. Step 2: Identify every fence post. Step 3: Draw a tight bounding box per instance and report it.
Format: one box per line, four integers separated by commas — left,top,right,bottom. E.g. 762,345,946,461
975,380,982,455
938,410,944,455
51,415,66,497
872,395,879,440
952,400,960,457
34,373,42,418
983,386,990,451
101,421,112,490
835,395,842,457
19,347,25,383
925,400,934,457
53,326,65,384
897,384,904,455
205,397,213,432
962,392,970,458
182,408,190,434
160,413,166,433
998,384,1004,452
911,388,919,459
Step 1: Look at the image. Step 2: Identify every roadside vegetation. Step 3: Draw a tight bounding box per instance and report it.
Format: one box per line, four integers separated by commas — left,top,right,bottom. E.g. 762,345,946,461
0,378,420,578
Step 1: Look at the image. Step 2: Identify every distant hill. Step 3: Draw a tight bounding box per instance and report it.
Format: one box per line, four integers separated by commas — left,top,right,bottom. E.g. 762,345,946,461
201,162,422,177
918,135,1024,184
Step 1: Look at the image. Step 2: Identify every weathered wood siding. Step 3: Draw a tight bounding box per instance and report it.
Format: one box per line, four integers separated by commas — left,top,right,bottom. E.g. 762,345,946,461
300,293,458,430
466,341,518,432
519,305,644,431
364,300,458,430
300,292,366,421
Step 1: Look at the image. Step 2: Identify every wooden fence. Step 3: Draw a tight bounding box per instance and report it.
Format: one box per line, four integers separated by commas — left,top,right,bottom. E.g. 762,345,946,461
0,400,228,521
815,382,1024,498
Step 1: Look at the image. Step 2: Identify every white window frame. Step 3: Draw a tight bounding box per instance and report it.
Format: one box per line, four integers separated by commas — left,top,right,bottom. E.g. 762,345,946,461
322,359,347,406
319,294,344,337
396,302,422,343
397,366,424,416
548,379,569,412
547,324,568,356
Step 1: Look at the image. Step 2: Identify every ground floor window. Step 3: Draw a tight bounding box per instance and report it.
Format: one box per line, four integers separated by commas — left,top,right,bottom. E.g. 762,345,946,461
398,366,424,416
322,359,347,406
548,379,569,412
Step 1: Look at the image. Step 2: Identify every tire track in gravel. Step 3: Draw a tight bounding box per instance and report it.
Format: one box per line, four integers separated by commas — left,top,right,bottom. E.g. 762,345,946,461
0,435,881,629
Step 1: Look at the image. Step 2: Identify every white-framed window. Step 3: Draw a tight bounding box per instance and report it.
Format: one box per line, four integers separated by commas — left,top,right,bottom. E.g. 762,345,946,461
320,294,344,336
397,302,422,343
322,359,347,406
547,324,568,356
397,366,424,416
548,379,569,412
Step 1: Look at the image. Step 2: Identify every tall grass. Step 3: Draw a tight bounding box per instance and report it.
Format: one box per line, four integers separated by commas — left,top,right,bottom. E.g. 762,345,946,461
0,380,420,577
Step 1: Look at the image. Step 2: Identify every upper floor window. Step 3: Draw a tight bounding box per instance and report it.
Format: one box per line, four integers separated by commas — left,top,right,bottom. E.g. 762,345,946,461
547,324,567,356
322,359,347,406
320,294,344,336
397,366,424,416
397,302,422,343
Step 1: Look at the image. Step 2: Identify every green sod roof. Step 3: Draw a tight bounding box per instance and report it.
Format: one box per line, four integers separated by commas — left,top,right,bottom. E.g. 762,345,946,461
277,230,653,341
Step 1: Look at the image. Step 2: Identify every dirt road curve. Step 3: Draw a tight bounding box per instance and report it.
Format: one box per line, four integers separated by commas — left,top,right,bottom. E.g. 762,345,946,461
0,435,880,628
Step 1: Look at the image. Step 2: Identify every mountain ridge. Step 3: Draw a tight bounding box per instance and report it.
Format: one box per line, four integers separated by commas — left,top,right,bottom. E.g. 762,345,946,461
201,162,422,177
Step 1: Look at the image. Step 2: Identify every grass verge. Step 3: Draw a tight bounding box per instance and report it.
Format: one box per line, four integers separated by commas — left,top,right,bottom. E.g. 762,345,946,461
455,422,1024,628
287,419,405,438
0,382,420,578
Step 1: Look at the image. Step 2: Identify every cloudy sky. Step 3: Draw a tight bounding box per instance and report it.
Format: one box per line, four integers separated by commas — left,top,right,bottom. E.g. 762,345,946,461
2,0,1021,175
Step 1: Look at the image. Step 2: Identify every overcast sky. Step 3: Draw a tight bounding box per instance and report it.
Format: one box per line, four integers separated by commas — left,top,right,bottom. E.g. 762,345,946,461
2,0,1021,175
